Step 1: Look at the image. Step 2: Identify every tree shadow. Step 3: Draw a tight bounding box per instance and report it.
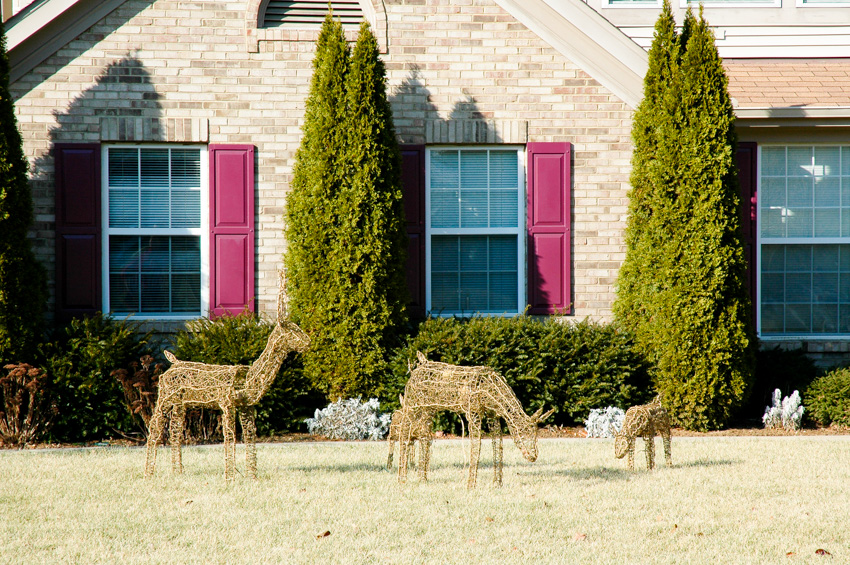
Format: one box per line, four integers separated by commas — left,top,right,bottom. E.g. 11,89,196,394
29,56,162,321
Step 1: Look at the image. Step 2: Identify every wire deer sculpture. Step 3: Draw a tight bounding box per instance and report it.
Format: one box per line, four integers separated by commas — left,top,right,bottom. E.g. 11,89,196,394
399,352,553,488
144,273,309,480
386,394,431,473
614,395,672,471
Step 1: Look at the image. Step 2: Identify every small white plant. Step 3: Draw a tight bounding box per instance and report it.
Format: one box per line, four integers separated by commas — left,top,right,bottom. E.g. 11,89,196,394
584,406,625,438
305,397,392,440
762,388,805,432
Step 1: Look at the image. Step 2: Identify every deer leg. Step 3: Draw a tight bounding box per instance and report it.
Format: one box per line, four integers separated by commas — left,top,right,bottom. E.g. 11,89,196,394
627,437,635,471
467,413,482,489
662,427,672,467
240,407,257,480
221,404,237,481
387,438,395,471
144,399,167,478
644,434,655,470
170,404,185,475
488,417,503,487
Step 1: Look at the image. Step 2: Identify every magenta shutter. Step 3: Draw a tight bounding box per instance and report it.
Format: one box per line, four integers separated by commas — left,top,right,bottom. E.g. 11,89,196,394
400,145,426,317
736,142,757,323
54,143,101,322
527,142,571,315
209,145,255,317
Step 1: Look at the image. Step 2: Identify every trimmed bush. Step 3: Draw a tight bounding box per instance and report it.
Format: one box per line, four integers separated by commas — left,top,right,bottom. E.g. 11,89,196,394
386,316,652,430
169,311,325,435
40,314,156,442
805,368,850,428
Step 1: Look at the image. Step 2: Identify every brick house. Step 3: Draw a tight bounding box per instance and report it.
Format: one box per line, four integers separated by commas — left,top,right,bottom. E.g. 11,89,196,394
6,0,850,359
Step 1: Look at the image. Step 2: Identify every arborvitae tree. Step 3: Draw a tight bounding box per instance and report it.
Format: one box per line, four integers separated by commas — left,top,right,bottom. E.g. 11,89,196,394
285,17,408,399
613,0,680,354
0,20,47,362
614,4,754,430
323,21,408,398
284,13,350,395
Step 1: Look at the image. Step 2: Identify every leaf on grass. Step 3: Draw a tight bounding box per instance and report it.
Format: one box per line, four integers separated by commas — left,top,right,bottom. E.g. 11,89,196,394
573,533,587,542
183,500,193,506
485,517,494,523
815,549,832,557
316,531,331,539
786,552,796,557
670,524,678,532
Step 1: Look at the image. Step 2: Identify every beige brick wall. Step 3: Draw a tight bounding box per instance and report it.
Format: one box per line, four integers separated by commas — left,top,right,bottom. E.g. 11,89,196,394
12,0,633,324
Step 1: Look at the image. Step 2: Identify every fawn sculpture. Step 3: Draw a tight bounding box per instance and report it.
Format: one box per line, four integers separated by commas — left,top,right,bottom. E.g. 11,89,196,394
400,352,553,488
386,395,432,473
145,278,309,480
614,395,672,471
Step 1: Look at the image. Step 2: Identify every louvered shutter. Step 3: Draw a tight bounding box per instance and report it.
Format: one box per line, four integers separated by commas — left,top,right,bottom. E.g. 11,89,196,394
527,142,571,315
736,142,758,323
55,143,102,322
262,0,364,28
209,145,255,317
400,145,426,317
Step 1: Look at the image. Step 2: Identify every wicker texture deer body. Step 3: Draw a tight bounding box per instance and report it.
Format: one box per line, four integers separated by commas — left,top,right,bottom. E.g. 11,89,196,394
144,318,309,480
614,395,672,471
400,352,552,488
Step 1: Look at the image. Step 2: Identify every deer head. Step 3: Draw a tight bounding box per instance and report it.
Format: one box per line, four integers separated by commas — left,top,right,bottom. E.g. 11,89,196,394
509,406,554,462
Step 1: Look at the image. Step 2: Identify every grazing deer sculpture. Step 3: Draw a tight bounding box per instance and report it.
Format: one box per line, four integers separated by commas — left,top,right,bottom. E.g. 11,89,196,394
400,352,553,488
144,274,309,480
614,395,672,471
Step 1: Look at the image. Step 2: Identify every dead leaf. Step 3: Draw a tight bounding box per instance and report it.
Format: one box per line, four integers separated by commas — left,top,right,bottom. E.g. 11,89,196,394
671,524,678,532
786,552,796,558
815,549,832,557
573,533,587,542
316,531,331,539
183,500,193,506
485,517,494,523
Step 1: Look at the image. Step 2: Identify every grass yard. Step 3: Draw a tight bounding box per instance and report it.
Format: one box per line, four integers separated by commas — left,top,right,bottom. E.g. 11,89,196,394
1,436,848,564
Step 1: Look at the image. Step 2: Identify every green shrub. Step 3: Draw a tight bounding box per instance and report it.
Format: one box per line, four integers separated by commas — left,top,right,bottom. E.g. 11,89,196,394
805,368,850,428
41,314,156,442
386,316,652,430
169,312,325,435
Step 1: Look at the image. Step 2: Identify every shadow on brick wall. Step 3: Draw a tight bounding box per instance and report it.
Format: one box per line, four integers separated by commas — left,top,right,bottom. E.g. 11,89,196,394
30,56,162,317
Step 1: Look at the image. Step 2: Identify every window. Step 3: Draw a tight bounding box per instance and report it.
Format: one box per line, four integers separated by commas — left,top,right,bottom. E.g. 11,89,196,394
102,146,208,318
759,145,850,335
426,147,525,315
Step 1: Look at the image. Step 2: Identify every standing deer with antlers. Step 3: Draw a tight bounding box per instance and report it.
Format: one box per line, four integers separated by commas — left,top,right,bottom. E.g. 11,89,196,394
144,274,309,480
400,352,553,488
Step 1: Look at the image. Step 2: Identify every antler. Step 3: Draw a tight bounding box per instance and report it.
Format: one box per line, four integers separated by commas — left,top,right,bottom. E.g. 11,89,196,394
532,407,555,423
277,269,288,321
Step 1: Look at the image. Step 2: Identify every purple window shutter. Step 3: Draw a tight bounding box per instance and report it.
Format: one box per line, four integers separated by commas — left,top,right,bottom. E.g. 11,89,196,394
209,145,255,318
400,145,425,317
736,142,758,323
54,143,101,322
527,142,572,315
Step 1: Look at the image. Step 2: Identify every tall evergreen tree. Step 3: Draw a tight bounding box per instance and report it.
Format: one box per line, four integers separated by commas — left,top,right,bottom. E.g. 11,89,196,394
284,12,350,394
284,17,408,399
614,4,754,430
326,21,408,397
0,20,47,362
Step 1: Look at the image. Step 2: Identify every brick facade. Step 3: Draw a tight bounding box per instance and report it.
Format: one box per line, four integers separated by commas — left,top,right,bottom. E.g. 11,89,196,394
12,0,633,324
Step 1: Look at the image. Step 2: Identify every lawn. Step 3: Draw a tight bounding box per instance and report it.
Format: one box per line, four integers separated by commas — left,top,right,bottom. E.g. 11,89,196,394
1,436,848,564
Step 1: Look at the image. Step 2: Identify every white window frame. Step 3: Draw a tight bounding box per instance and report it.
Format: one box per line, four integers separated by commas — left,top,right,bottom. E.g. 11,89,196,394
424,146,527,317
101,144,210,320
757,143,850,339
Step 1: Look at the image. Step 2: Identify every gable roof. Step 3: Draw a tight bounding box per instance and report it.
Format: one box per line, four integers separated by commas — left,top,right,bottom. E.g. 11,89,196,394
6,0,128,83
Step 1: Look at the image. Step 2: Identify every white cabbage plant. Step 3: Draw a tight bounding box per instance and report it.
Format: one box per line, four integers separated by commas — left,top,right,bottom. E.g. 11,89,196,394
305,397,392,440
762,389,805,432
584,406,625,438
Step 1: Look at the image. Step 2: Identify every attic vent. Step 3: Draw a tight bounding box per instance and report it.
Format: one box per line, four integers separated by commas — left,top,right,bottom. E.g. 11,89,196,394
262,0,364,28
